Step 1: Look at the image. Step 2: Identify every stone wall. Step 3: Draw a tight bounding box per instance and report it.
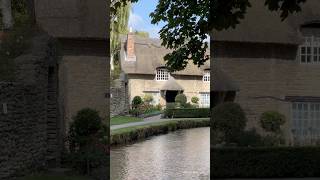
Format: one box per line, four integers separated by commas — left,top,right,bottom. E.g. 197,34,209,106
111,80,129,117
0,34,59,179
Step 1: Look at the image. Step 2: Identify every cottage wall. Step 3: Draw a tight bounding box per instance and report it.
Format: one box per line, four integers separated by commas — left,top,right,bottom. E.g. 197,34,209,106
127,74,210,106
213,43,320,143
58,55,108,130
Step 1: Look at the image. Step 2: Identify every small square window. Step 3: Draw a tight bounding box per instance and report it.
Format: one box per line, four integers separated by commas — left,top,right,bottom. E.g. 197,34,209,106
156,68,169,81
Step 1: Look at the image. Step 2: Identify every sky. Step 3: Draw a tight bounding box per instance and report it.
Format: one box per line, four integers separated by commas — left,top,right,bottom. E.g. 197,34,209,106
128,0,165,38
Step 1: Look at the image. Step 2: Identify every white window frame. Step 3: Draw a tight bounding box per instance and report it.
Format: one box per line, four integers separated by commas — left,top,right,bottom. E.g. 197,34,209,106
144,91,160,105
203,71,210,82
156,68,169,81
292,102,320,142
200,92,210,108
299,36,320,64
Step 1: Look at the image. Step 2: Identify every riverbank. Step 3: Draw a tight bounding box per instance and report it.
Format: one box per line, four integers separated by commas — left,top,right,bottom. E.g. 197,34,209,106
111,118,210,146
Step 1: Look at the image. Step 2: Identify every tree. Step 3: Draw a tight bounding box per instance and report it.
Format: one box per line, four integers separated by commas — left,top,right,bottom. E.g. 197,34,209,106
110,1,130,71
1,0,13,30
112,0,307,71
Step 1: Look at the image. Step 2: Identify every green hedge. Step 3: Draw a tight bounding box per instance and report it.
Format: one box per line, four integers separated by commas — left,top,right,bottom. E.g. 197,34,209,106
164,108,210,118
111,119,209,145
212,147,320,178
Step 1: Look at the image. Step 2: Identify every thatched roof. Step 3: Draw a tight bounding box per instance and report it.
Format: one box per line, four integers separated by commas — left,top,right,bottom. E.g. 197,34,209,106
120,35,210,76
160,77,184,91
211,0,320,44
212,66,239,92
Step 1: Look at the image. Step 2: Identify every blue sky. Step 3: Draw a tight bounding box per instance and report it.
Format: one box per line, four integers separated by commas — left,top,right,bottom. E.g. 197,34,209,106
128,0,165,38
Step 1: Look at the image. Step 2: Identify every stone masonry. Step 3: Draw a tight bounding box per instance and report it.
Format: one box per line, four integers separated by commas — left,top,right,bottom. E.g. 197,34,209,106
0,34,59,179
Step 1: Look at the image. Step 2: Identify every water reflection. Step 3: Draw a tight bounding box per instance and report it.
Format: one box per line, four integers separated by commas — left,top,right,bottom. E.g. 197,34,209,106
111,127,210,180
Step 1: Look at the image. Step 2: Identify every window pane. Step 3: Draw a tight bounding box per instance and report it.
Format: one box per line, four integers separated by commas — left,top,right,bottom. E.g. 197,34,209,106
307,47,311,54
307,55,311,63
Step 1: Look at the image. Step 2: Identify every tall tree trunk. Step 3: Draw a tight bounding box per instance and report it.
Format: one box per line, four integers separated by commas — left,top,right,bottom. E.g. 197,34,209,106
1,0,13,30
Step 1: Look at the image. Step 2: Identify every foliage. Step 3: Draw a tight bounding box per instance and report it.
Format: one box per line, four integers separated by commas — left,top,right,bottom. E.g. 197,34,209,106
143,94,153,104
164,108,210,118
191,96,199,104
212,146,320,178
235,129,263,147
175,93,187,105
212,102,247,143
112,0,306,71
261,134,285,146
132,96,143,107
111,118,210,145
68,108,108,175
110,1,130,79
129,108,142,117
155,104,163,111
260,111,286,133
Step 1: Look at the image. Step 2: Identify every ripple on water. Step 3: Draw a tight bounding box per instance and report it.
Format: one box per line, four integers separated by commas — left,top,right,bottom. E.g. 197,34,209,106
110,127,210,180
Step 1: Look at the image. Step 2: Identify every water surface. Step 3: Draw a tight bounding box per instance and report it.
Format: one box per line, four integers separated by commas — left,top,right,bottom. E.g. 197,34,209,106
111,127,210,180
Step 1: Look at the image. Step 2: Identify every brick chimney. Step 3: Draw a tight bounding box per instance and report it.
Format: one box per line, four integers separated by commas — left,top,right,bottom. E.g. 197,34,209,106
126,28,136,61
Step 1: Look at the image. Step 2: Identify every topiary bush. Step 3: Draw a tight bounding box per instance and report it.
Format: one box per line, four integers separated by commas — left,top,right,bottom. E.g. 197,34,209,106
191,96,199,104
68,108,108,175
132,96,143,107
260,111,285,133
212,102,247,144
175,93,187,106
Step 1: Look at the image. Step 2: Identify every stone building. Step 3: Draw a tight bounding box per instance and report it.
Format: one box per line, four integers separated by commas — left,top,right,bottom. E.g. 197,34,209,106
35,0,109,165
119,33,210,108
211,0,320,144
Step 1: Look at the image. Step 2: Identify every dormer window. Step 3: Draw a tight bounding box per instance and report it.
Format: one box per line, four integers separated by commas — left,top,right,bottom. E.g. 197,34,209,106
156,68,169,81
203,70,210,82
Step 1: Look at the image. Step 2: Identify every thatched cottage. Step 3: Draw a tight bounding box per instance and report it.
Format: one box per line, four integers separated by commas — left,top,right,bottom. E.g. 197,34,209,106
119,33,211,108
211,0,320,144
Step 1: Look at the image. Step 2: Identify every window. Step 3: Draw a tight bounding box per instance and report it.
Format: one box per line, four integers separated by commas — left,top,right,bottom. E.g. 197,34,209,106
292,102,320,142
144,91,160,105
203,71,210,82
200,93,210,107
156,68,169,81
299,36,320,63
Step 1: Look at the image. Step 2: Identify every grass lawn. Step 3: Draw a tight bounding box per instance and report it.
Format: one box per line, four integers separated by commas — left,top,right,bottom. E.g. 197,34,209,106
20,174,93,180
111,116,143,125
111,118,209,135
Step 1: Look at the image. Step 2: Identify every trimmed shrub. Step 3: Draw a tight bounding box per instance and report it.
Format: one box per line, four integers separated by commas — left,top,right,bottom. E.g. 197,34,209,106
212,102,247,143
164,108,210,118
191,96,199,104
236,129,263,147
212,147,320,178
111,119,210,145
175,93,187,105
260,111,285,133
68,108,108,175
132,96,143,107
